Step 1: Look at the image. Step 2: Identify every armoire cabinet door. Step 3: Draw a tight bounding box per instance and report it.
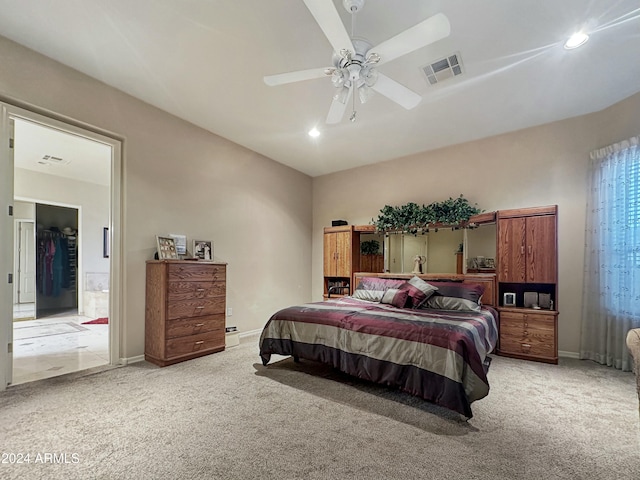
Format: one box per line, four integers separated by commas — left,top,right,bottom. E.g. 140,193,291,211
334,231,352,277
498,214,557,284
323,230,353,277
498,217,526,282
525,215,557,283
323,232,335,276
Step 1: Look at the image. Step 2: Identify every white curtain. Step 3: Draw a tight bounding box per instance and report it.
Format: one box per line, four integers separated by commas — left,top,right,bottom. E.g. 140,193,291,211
580,135,640,371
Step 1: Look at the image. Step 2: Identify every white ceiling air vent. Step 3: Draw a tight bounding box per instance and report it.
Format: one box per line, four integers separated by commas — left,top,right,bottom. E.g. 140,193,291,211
421,52,464,86
38,155,70,166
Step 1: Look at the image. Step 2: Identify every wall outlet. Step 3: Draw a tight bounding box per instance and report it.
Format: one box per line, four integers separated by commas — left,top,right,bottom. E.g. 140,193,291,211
227,307,232,316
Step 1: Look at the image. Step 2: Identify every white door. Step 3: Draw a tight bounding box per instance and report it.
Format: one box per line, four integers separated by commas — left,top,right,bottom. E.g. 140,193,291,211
0,106,15,388
18,221,35,303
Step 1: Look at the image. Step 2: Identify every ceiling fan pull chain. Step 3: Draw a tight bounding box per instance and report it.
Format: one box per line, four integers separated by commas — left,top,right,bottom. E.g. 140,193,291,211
350,84,357,122
351,7,356,37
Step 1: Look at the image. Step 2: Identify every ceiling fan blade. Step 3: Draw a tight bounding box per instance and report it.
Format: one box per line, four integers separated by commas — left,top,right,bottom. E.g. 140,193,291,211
373,13,450,65
326,91,351,124
371,73,422,110
303,0,355,55
263,67,329,86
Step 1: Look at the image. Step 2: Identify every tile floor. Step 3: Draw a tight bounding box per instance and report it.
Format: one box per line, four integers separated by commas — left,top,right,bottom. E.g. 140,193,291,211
12,303,109,385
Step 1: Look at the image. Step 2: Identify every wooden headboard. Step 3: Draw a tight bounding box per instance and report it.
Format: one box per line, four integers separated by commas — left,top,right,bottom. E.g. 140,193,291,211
354,272,497,307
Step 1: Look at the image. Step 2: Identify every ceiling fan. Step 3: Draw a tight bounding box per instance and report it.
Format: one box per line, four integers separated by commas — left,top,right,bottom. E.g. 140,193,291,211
263,0,450,124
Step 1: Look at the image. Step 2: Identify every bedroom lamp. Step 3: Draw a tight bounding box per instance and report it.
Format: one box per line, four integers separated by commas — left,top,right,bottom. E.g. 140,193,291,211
564,32,589,49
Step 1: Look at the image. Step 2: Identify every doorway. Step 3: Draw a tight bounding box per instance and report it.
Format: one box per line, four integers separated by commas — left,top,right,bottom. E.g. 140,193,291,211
0,102,122,389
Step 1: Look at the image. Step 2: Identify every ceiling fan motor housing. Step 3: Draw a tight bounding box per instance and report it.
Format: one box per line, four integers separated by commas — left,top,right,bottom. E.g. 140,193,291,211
343,0,365,14
332,38,375,85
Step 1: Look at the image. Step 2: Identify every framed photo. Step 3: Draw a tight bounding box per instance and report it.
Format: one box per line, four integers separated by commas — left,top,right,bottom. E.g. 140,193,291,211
156,235,178,260
193,240,213,260
169,234,187,256
503,292,516,307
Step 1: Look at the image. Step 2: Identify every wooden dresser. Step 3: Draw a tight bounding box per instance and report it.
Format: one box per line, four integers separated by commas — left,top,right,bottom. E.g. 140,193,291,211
145,260,226,367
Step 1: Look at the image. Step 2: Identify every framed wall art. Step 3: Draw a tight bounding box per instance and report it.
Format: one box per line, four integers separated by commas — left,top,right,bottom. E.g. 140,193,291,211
156,235,178,260
193,240,213,260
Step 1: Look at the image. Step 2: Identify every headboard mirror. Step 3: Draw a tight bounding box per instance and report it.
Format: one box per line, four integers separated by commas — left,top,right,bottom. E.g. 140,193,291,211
465,223,497,272
360,222,496,275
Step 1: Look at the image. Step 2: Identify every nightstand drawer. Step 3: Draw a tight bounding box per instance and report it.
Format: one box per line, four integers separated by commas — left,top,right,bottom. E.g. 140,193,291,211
166,330,225,358
166,314,224,339
498,307,558,363
499,333,555,358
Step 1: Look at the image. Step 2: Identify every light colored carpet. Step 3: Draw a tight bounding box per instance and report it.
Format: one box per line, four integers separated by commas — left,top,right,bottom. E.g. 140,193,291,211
1,334,638,480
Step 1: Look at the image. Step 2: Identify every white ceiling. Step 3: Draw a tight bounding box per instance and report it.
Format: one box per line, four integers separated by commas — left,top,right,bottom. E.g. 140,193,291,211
0,0,638,177
14,119,112,187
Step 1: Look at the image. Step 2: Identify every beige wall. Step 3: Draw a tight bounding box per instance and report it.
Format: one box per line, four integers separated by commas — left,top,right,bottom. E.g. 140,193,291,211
312,91,640,355
0,36,312,360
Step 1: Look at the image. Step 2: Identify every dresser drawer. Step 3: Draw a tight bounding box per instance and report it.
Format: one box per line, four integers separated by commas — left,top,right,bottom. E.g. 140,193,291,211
500,332,555,358
167,296,225,320
499,310,556,359
166,330,225,359
166,314,224,339
168,281,225,301
168,263,225,282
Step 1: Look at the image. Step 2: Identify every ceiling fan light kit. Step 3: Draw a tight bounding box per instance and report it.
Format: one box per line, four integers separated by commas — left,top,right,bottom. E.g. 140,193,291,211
263,0,451,124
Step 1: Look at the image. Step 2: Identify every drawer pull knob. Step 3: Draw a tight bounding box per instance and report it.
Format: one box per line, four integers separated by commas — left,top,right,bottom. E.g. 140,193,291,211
194,341,204,345
196,306,204,309
195,323,205,327
196,288,205,292
522,343,531,348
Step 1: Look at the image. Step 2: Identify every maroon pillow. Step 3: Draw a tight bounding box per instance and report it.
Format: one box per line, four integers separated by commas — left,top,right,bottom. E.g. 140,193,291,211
398,277,439,309
427,281,485,304
380,288,410,308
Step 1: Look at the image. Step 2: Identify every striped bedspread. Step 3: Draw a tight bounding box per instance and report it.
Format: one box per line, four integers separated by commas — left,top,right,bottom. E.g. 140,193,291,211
259,297,498,417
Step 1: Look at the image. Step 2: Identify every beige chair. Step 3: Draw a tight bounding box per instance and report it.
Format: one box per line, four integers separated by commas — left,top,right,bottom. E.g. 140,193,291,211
626,328,640,416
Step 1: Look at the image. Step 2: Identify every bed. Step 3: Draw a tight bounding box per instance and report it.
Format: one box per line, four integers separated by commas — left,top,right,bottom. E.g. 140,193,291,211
259,273,499,418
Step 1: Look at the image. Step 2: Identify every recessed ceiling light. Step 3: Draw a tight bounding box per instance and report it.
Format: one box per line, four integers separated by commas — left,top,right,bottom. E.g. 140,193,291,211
564,32,589,50
308,128,320,138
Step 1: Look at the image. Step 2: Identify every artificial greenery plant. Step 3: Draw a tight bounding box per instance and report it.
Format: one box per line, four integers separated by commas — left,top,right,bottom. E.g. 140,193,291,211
360,239,381,255
372,195,482,234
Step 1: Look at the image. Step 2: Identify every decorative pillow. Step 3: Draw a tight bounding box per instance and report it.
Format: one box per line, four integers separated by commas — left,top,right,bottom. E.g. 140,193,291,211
428,281,485,304
380,288,410,308
351,277,406,303
425,295,481,312
398,276,439,309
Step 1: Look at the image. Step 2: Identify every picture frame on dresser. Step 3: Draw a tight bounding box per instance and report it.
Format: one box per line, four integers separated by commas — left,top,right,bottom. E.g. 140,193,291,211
193,240,213,260
156,235,178,260
503,292,516,306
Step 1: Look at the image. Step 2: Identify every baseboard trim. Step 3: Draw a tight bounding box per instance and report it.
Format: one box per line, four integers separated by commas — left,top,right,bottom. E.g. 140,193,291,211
120,355,145,365
239,328,262,338
559,350,579,359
